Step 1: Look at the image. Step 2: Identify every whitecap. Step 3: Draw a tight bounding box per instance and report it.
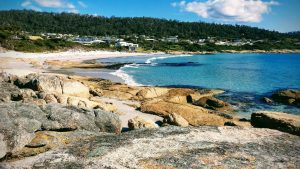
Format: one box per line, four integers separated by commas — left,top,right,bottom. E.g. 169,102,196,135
110,68,143,86
145,54,193,64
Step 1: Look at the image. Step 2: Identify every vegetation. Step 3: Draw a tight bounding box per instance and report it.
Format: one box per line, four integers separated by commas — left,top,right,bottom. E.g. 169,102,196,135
0,10,297,40
0,10,299,52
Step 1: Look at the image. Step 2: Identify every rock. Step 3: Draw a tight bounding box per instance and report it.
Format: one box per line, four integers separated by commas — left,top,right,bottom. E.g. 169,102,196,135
141,101,226,126
1,126,299,168
194,96,231,111
0,102,45,155
136,87,170,100
128,116,158,130
272,89,300,107
20,89,37,99
187,89,225,103
0,133,7,159
0,82,22,102
164,113,189,127
44,94,58,103
62,80,90,98
24,75,63,95
41,104,97,132
261,97,273,104
251,111,300,136
94,109,122,134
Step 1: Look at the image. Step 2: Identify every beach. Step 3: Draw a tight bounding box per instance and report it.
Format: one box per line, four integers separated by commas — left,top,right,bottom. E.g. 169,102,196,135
0,49,299,168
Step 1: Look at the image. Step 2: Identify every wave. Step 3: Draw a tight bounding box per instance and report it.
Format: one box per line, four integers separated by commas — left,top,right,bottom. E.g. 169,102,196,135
110,68,143,86
145,54,193,64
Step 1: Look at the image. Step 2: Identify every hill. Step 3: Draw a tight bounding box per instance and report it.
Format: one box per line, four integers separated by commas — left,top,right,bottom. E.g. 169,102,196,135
0,10,292,40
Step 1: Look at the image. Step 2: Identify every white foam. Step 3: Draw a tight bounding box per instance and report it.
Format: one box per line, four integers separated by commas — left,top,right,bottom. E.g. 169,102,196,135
110,68,143,86
145,54,193,64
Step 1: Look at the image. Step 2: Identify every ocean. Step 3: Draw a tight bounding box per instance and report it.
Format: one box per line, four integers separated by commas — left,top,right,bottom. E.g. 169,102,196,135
98,53,300,117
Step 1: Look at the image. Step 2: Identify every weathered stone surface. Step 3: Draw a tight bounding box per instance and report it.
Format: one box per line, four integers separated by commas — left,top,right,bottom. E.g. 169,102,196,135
94,109,122,134
272,89,300,107
141,101,225,126
0,103,44,155
251,111,300,136
194,96,231,111
136,87,170,100
0,133,7,159
128,116,159,130
164,113,189,127
44,94,58,103
0,82,21,102
19,89,37,99
1,126,299,169
62,80,90,98
24,75,63,95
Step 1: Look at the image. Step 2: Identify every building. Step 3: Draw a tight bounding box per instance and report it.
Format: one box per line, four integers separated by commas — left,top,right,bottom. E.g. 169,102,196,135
115,41,139,51
28,36,43,41
165,36,179,43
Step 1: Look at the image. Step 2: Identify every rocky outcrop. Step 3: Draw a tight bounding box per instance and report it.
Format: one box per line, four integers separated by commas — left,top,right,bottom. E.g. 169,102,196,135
62,80,90,98
193,96,231,111
163,112,189,127
128,116,158,130
272,89,300,107
251,111,300,136
0,82,22,102
136,87,170,100
0,102,122,158
141,101,227,126
1,126,299,168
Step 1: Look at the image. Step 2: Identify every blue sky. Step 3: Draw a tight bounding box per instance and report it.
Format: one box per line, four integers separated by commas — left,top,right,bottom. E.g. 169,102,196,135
1,0,299,32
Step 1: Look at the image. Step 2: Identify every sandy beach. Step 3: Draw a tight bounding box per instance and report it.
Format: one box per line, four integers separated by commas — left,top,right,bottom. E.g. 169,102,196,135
0,50,157,61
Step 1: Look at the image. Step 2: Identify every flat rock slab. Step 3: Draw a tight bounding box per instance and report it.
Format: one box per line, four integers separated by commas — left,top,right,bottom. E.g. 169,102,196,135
1,126,299,169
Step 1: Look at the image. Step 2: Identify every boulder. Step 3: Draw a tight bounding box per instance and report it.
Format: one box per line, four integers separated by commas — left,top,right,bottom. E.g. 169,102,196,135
44,94,58,103
62,80,90,98
251,111,300,136
272,89,300,107
128,116,158,130
141,101,226,126
20,89,37,99
194,96,231,111
41,104,98,132
164,113,189,127
136,87,170,100
26,75,63,95
0,82,22,102
187,89,225,103
94,109,122,134
0,103,45,155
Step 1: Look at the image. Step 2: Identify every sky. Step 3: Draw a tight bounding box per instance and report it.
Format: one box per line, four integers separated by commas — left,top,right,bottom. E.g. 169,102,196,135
0,0,299,32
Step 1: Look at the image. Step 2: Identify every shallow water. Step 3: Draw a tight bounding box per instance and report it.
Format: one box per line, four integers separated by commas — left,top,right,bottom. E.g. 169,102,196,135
98,53,300,117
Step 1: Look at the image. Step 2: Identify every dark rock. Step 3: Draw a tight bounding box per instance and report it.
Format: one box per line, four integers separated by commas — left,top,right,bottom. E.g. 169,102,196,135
261,97,273,104
251,111,300,136
224,121,237,126
272,89,300,107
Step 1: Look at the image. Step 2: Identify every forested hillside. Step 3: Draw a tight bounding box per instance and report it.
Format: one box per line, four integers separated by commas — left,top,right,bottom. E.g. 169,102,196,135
0,10,291,40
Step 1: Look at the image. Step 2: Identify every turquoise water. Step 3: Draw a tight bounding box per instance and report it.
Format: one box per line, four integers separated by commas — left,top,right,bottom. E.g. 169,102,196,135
99,53,300,117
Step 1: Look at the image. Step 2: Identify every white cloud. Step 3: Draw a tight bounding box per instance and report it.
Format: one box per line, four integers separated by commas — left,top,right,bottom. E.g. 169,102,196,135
21,0,32,7
174,0,278,22
78,1,87,8
21,0,42,11
21,0,79,12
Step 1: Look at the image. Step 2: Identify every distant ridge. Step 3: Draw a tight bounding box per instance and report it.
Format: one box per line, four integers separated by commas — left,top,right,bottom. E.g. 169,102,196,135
0,10,293,40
